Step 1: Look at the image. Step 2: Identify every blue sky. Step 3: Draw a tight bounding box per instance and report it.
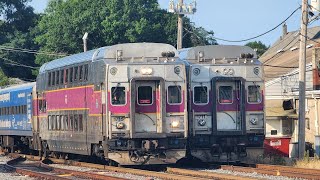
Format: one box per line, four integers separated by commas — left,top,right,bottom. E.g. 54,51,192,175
29,0,316,46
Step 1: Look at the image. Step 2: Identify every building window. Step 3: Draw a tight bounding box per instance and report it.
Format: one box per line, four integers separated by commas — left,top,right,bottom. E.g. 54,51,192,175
111,87,126,105
194,86,208,104
168,86,182,104
248,85,261,103
271,130,278,135
219,86,233,104
138,86,153,105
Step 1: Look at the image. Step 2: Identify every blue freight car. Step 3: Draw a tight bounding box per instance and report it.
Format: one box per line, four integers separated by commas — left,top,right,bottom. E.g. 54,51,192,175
0,83,36,137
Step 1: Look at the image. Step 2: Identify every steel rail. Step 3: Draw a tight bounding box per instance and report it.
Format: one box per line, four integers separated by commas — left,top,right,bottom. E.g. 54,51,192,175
221,165,320,180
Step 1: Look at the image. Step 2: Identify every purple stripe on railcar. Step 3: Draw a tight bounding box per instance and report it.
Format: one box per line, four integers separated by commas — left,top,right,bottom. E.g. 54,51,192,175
166,91,185,113
135,91,158,113
108,91,130,114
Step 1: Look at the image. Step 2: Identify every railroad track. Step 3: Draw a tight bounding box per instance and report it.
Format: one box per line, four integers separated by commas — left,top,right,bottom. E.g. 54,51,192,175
7,153,257,180
221,164,320,180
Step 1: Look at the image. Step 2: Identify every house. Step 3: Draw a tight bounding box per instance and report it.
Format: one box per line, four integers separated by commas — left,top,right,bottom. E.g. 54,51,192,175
260,24,320,156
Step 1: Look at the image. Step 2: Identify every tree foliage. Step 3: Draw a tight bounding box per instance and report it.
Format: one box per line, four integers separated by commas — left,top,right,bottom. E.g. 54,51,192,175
245,41,269,57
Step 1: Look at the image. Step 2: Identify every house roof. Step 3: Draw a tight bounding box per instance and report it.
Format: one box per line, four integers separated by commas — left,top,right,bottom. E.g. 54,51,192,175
260,26,320,81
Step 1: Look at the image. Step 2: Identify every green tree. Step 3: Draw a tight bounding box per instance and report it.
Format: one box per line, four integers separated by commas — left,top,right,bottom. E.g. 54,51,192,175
245,41,269,57
34,0,217,66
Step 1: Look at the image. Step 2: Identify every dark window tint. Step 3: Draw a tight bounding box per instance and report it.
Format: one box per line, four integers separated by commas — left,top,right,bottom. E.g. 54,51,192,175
194,86,208,104
219,86,233,104
65,115,69,130
69,67,73,83
74,66,78,81
56,71,60,85
48,72,51,86
51,71,55,86
111,87,126,105
271,130,277,135
79,114,83,131
65,69,69,83
79,65,83,81
84,64,89,81
138,86,153,105
70,115,74,131
168,86,182,104
60,70,64,84
74,114,79,131
248,85,261,103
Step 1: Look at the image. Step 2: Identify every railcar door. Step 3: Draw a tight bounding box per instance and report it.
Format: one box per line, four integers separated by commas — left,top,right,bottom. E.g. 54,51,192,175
212,78,246,135
134,81,161,133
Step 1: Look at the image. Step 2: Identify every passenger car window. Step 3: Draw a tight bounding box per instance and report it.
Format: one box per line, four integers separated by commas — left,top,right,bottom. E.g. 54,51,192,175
219,86,233,104
111,87,126,105
138,86,153,105
248,85,261,103
194,86,208,104
168,86,182,104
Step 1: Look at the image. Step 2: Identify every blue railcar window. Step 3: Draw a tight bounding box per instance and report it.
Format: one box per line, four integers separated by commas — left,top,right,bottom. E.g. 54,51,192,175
194,86,208,104
79,114,83,131
84,64,89,81
79,66,84,81
48,72,51,86
168,86,182,104
248,85,261,103
219,86,233,104
60,70,64,84
69,67,73,83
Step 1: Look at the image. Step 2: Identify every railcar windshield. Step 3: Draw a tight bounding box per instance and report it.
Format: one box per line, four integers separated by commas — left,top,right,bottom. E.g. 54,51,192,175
138,86,153,105
194,86,208,104
111,87,126,105
248,85,261,103
168,86,182,104
219,86,233,104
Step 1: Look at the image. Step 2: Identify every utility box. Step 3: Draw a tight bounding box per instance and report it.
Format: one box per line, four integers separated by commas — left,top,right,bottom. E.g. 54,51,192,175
264,137,291,157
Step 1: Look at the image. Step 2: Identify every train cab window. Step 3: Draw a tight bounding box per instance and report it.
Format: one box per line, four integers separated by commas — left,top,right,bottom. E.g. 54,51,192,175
65,69,69,84
194,86,208,104
248,85,261,103
60,70,64,84
84,64,89,81
168,86,182,104
74,66,78,82
69,67,73,83
51,71,55,86
219,86,233,104
111,87,126,105
79,114,83,131
138,86,153,105
79,65,84,81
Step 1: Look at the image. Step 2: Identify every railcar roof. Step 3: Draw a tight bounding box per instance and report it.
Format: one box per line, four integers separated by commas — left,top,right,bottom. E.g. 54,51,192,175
180,45,257,59
0,82,36,94
39,43,178,73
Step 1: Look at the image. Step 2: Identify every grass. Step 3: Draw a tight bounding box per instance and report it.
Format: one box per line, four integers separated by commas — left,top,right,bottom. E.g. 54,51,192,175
294,156,320,169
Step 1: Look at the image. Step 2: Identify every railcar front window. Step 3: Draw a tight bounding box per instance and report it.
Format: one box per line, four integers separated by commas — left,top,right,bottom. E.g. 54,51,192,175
194,86,208,104
248,85,261,103
138,86,153,105
111,87,126,105
219,86,233,104
168,86,182,104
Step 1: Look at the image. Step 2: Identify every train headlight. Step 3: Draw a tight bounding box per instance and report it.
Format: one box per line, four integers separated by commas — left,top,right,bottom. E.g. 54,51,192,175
171,120,180,128
141,67,153,75
198,119,206,126
116,122,125,129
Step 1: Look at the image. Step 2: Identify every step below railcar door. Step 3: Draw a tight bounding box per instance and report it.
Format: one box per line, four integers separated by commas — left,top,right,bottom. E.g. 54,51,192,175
212,78,246,135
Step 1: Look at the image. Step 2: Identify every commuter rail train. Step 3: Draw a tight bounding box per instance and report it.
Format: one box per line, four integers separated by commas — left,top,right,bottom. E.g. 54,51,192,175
0,43,188,165
180,45,265,162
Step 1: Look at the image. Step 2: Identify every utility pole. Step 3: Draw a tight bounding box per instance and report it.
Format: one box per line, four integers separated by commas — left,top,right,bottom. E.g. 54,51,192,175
168,0,197,50
298,0,308,159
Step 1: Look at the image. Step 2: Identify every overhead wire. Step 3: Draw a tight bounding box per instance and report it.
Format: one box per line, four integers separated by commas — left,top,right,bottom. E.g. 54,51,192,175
0,56,40,69
0,45,68,57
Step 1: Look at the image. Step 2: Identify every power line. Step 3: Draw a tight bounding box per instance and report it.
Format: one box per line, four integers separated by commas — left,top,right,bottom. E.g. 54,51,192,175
0,57,40,69
211,6,301,43
0,45,68,57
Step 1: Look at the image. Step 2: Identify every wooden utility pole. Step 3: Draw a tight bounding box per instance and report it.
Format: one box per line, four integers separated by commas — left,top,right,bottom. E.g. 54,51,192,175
298,0,308,159
177,0,184,50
